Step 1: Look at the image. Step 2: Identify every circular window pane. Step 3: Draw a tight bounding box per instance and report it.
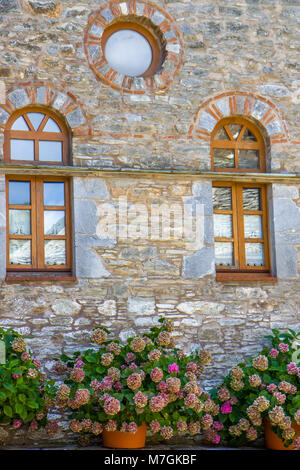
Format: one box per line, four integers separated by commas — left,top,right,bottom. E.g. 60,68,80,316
104,29,152,77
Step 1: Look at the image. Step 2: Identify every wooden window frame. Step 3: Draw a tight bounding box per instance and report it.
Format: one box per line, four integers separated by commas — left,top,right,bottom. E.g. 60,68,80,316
211,116,266,173
6,175,73,278
4,106,70,165
213,181,273,280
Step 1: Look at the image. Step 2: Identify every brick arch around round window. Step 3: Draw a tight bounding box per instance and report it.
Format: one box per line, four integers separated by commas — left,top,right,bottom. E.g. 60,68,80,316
188,91,289,145
0,82,91,136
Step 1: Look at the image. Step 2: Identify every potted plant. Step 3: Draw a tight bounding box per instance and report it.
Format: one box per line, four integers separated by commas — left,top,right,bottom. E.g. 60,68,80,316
0,327,58,438
52,317,214,448
207,329,300,450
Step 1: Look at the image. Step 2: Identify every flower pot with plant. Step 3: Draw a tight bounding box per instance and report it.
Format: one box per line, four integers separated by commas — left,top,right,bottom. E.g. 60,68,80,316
53,317,214,448
208,329,300,450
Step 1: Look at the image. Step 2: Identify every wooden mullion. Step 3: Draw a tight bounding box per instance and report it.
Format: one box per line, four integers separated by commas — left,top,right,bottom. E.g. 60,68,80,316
213,141,260,150
65,179,72,269
31,177,37,268
235,183,246,269
44,235,66,240
23,114,34,132
35,177,44,269
261,185,270,270
8,235,32,240
39,114,49,132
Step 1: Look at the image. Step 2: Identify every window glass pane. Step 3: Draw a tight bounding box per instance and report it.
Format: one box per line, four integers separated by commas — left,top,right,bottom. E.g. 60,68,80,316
39,141,62,162
27,113,45,131
44,211,65,235
213,187,232,210
214,214,233,238
11,139,34,160
215,242,234,266
244,215,263,238
243,188,262,211
104,29,152,77
242,128,257,142
11,116,29,131
43,118,61,133
44,182,65,206
9,240,31,265
227,124,242,140
9,210,31,235
245,243,265,266
215,127,229,140
44,240,66,265
213,148,235,168
238,149,259,169
9,181,31,205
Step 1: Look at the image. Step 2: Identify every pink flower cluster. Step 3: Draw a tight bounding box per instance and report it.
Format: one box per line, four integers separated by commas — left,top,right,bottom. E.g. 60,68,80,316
70,368,85,383
130,337,146,353
168,363,179,374
166,377,181,393
220,402,232,414
74,388,90,406
150,367,164,383
278,343,289,353
127,373,142,390
149,394,169,412
103,396,121,416
134,391,148,408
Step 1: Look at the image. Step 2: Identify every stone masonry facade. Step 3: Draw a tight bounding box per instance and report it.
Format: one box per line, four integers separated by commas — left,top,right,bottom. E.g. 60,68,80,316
0,0,300,445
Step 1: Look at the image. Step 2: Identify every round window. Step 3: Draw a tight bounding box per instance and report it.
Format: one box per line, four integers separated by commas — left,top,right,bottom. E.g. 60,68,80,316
104,29,152,77
101,21,164,78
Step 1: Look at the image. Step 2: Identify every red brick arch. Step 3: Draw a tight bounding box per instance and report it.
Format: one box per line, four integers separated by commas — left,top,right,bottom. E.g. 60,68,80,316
0,82,90,136
189,91,289,144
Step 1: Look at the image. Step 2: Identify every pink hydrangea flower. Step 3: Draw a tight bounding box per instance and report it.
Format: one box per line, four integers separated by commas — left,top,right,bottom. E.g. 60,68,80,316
12,374,22,379
168,363,179,374
221,402,232,414
278,343,289,353
13,419,22,429
269,348,279,358
213,435,221,444
287,362,298,375
213,421,224,431
75,357,84,368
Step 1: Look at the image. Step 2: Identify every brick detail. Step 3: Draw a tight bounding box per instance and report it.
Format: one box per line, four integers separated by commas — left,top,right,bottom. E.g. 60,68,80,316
189,91,289,143
0,82,90,136
84,0,184,94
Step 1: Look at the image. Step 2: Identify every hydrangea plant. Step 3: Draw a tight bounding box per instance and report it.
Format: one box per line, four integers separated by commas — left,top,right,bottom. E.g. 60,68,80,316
208,329,300,450
0,327,57,435
53,318,214,445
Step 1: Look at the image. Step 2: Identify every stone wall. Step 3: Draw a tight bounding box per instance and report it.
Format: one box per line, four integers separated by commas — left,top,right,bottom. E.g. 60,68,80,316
0,0,299,446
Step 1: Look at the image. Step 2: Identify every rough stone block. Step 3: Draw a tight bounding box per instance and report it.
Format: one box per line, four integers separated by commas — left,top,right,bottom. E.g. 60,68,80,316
182,246,215,278
127,297,155,316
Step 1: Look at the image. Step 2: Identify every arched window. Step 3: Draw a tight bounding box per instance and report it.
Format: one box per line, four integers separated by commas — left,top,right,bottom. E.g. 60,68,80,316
4,107,70,165
211,117,272,280
4,108,73,280
211,117,265,172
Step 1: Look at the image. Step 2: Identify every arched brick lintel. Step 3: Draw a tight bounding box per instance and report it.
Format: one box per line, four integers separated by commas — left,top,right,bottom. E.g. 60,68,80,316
189,91,289,144
0,82,91,136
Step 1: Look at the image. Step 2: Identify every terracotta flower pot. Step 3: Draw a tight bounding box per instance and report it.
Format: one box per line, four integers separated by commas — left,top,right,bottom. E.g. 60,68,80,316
264,420,300,450
102,422,147,449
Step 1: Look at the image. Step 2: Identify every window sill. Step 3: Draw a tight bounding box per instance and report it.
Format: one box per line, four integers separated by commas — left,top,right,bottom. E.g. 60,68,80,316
5,273,77,283
216,273,277,283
